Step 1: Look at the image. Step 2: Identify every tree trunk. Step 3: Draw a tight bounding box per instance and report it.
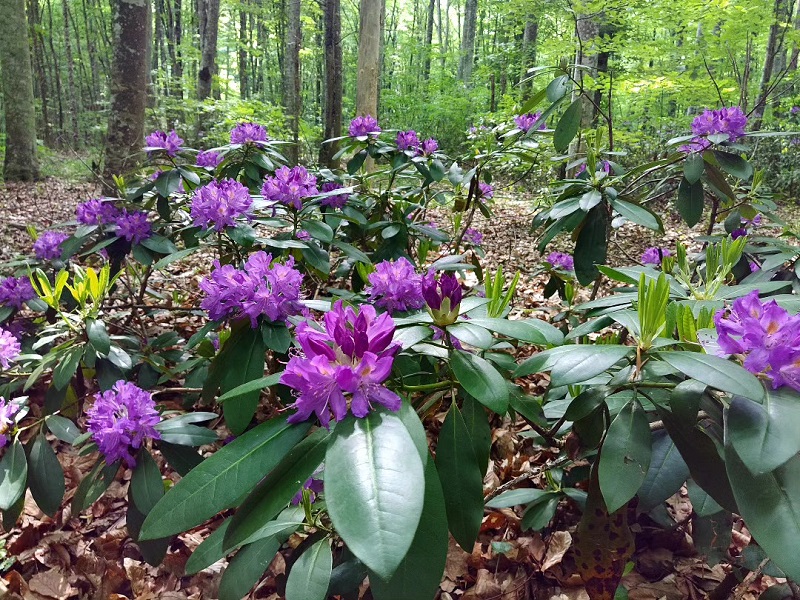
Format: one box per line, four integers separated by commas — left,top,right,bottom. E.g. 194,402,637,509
0,0,39,180
61,0,80,146
752,0,792,129
422,0,435,81
284,0,301,163
576,11,601,127
520,17,538,93
320,0,342,168
104,0,151,183
197,0,220,101
239,0,248,99
458,0,477,82
28,0,53,145
45,0,64,138
356,0,381,118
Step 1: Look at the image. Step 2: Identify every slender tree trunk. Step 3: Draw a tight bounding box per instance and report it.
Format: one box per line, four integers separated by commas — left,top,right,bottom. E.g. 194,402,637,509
458,0,477,82
284,0,301,163
104,0,151,183
81,0,101,106
576,11,601,126
45,0,64,138
521,17,538,93
0,0,39,180
197,0,220,101
423,0,435,81
320,0,342,167
356,0,381,118
790,0,800,72
436,0,444,72
61,0,80,146
752,0,792,129
29,0,53,145
239,0,249,98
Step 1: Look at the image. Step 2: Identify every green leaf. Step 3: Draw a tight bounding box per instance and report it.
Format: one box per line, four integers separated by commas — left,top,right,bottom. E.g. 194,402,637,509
52,346,83,391
435,405,484,551
44,415,80,444
451,350,509,414
225,428,329,550
636,430,690,512
599,399,652,513
72,459,119,512
157,424,218,447
218,536,283,600
657,352,764,402
0,439,27,511
521,493,560,531
158,441,203,476
27,434,64,517
300,220,334,244
216,325,267,435
545,75,569,103
725,445,800,580
139,418,310,540
464,318,563,346
261,321,292,353
185,520,232,575
216,372,282,403
301,243,331,275
683,153,704,184
86,319,111,356
325,411,425,580
370,460,448,600
141,234,178,255
564,386,611,421
553,98,582,152
347,151,368,175
286,538,333,600
676,177,704,227
726,389,800,475
486,488,552,509
130,449,164,514
574,205,607,285
462,395,491,476
152,246,200,270
713,150,753,180
515,345,631,384
609,198,662,231
126,501,171,565
579,189,603,212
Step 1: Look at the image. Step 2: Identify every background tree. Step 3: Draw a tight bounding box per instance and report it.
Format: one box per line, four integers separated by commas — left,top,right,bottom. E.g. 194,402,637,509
357,0,382,118
320,0,343,167
284,0,301,163
198,0,220,101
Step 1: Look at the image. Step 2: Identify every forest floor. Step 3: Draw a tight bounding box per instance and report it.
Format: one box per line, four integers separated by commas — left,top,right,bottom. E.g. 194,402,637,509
0,176,796,600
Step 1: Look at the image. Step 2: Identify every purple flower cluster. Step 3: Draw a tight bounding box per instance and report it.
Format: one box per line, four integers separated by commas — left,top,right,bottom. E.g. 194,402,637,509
282,301,402,427
191,179,253,231
365,258,425,314
546,251,574,272
0,398,20,449
0,328,21,370
319,182,349,209
291,477,324,505
87,381,161,468
641,247,672,266
296,230,311,241
731,214,763,239
715,291,800,391
230,122,268,145
478,182,494,201
200,252,304,327
115,210,152,245
681,106,747,152
261,166,319,211
348,115,381,138
76,199,120,226
514,112,546,133
33,231,69,261
0,277,36,309
463,228,483,246
396,130,420,152
197,150,223,168
421,138,439,156
422,271,462,326
791,106,800,115
145,130,184,156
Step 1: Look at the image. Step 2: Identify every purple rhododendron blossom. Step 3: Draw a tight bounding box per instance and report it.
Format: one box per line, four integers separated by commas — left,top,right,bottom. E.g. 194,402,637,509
145,130,184,156
291,477,324,505
714,290,800,391
366,258,425,314
432,325,463,349
261,166,319,211
396,130,420,152
514,112,546,132
296,230,311,241
681,106,747,153
422,271,462,326
115,210,152,245
191,179,253,231
546,251,574,272
0,398,20,449
282,301,402,426
0,329,21,370
319,182,349,209
463,228,483,246
87,381,161,468
230,122,268,144
0,277,36,309
196,150,223,168
420,138,439,156
76,199,120,226
33,231,69,261
478,182,494,201
200,252,305,327
348,115,380,138
641,247,671,266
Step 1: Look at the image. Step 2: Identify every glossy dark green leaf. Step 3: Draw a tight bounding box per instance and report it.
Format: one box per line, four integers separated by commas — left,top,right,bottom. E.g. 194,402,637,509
395,400,429,464
599,399,652,513
609,198,662,231
516,345,631,385
726,389,800,475
157,424,218,447
216,372,282,403
676,177,704,227
158,441,203,476
486,488,552,509
686,479,722,517
0,439,27,511
285,538,333,600
545,74,569,102
683,153,704,184
130,449,164,515
658,352,764,402
218,536,282,600
217,325,267,435
141,233,178,255
52,346,83,391
579,189,603,212
370,460,448,600
28,434,65,517
451,350,508,414
225,428,329,550
86,318,110,355
564,386,611,421
521,494,560,531
126,501,170,565
185,520,232,575
44,414,80,444
713,150,753,180
465,317,563,346
461,395,491,476
553,98,582,152
261,321,292,353
140,418,310,540
72,459,119,512
301,243,331,274
347,151,368,175
326,411,425,580
574,205,607,285
637,430,689,512
435,405,484,551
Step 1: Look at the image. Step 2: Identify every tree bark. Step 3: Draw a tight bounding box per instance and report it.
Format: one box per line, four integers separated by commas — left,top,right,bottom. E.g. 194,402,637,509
422,0,435,81
320,0,342,167
28,0,53,145
284,0,301,163
521,17,538,93
458,0,477,82
197,0,220,101
104,0,151,183
752,0,792,129
239,0,249,99
356,0,381,118
0,0,39,180
61,0,80,146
